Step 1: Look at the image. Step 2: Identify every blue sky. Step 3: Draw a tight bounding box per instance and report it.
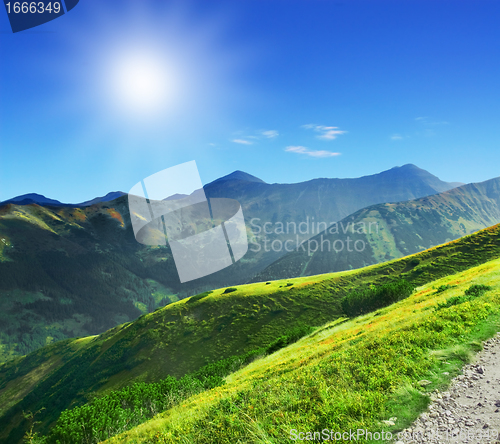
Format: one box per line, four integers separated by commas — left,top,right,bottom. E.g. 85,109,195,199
1,0,500,203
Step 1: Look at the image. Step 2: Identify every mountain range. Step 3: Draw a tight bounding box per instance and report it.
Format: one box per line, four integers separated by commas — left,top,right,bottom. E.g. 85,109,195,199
1,222,499,443
0,191,126,207
0,164,475,362
254,176,500,281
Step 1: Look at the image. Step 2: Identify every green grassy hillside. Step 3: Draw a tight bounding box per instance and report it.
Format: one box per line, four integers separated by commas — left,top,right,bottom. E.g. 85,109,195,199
0,165,460,362
0,199,182,362
104,256,500,443
0,223,499,443
255,176,500,282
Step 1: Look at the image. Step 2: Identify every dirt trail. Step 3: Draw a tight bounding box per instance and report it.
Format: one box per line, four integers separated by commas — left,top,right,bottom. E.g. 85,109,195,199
397,333,500,443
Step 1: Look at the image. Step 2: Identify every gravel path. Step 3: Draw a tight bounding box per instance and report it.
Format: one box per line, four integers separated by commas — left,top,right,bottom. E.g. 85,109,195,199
396,333,500,444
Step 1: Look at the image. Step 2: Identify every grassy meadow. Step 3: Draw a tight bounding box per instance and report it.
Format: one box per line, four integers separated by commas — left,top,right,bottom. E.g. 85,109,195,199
103,258,500,443
4,224,499,443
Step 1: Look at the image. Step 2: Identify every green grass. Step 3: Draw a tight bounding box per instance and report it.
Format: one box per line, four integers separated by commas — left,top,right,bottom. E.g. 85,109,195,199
436,284,492,310
1,223,500,443
104,258,500,443
37,325,315,443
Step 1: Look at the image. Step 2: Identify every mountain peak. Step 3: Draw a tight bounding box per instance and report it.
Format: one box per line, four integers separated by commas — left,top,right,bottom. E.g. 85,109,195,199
77,191,126,206
208,170,266,186
0,193,63,206
385,164,464,189
387,164,426,174
397,163,419,170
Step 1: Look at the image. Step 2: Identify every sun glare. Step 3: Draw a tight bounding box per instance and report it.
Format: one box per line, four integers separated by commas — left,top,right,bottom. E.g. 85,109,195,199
108,50,175,118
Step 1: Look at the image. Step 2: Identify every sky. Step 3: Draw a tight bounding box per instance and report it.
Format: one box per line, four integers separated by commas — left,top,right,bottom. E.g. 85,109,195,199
1,0,500,203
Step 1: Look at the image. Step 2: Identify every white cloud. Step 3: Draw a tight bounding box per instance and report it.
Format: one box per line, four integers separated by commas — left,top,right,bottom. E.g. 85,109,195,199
230,129,278,145
390,134,403,140
415,116,449,126
302,124,347,140
316,126,346,140
232,139,253,145
261,130,279,139
285,146,341,158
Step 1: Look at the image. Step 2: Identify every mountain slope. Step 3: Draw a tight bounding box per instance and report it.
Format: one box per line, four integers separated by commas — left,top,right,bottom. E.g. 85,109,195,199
103,255,500,443
0,165,464,361
0,197,182,361
0,223,499,443
0,191,127,207
77,191,126,206
201,163,464,281
254,176,500,282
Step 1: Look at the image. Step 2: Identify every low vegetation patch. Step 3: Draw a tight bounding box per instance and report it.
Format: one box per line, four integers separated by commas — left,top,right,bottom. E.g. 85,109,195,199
436,284,492,310
186,290,212,304
34,325,314,444
3,224,500,443
103,260,500,444
341,279,415,316
435,284,455,293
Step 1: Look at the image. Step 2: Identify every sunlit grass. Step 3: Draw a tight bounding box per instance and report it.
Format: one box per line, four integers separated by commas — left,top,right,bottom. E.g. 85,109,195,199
106,258,500,443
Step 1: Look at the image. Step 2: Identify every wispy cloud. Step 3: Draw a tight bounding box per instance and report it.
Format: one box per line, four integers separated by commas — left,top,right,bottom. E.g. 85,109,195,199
390,134,404,140
261,130,279,139
285,146,341,158
415,116,449,126
230,129,278,145
232,139,253,145
302,124,347,140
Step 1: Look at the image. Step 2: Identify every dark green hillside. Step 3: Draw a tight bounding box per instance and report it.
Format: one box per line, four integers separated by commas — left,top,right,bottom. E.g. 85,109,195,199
255,176,500,282
0,199,183,361
1,223,499,443
0,165,463,361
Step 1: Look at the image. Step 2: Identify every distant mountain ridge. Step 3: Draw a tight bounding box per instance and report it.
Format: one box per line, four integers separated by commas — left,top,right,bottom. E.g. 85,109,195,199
253,176,500,282
0,193,64,206
0,164,466,362
77,191,126,206
0,171,264,207
1,164,460,208
204,164,463,214
0,191,126,207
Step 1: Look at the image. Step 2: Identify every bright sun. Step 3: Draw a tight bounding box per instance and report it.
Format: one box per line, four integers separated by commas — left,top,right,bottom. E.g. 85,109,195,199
109,51,174,117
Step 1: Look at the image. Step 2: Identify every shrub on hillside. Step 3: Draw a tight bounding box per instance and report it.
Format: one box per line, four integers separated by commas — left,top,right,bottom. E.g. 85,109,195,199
41,324,314,444
436,284,492,310
266,324,314,354
465,284,492,297
341,280,415,317
187,291,212,304
435,284,454,293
